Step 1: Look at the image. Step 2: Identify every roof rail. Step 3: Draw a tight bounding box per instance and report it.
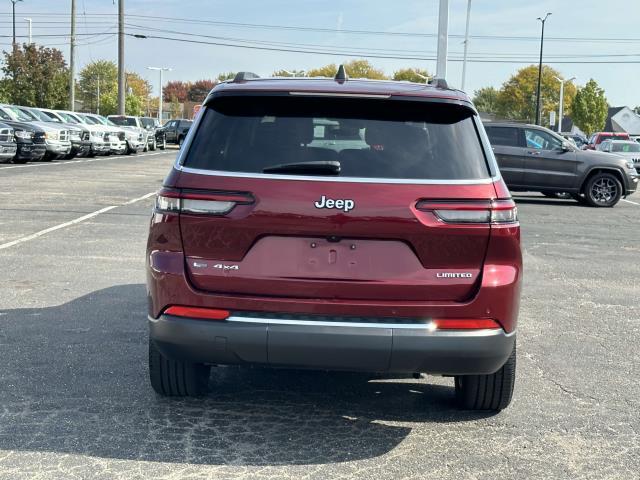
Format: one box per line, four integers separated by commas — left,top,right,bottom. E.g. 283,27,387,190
233,71,260,82
334,64,348,83
428,77,449,89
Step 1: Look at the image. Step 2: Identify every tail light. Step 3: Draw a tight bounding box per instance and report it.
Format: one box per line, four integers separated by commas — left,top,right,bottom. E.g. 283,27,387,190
416,199,517,225
155,188,254,215
164,306,230,320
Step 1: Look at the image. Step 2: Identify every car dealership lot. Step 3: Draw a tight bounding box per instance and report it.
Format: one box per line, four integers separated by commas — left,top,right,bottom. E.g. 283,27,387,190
0,151,638,479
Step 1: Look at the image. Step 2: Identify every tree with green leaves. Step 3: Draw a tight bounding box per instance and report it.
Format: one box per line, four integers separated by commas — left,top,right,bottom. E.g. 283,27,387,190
571,79,608,135
78,60,117,114
0,44,69,108
77,60,150,115
392,68,429,83
217,72,236,82
495,65,576,125
472,87,499,114
272,69,307,77
308,60,388,80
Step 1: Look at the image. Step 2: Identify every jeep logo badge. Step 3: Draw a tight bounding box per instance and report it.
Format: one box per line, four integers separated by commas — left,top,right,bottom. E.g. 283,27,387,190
314,195,355,212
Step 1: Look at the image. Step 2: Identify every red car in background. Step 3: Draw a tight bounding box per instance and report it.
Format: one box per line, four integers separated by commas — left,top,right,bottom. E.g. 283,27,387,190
585,132,630,150
146,69,522,411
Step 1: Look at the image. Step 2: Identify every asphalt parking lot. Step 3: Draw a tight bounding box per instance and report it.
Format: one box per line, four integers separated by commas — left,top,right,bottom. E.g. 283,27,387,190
0,150,638,479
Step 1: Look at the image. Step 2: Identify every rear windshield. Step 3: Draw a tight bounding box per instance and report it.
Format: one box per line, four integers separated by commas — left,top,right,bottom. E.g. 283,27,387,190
184,96,489,180
611,142,640,152
110,117,137,127
140,118,156,128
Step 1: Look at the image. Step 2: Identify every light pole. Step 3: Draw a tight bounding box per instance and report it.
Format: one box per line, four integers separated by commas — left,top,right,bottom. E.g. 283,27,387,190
535,12,551,126
11,0,23,49
435,0,449,80
23,17,31,44
461,0,472,90
117,0,125,115
554,76,575,133
147,66,171,122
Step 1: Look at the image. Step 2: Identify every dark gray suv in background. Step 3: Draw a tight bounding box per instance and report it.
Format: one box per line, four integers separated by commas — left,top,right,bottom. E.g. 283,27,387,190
485,122,638,207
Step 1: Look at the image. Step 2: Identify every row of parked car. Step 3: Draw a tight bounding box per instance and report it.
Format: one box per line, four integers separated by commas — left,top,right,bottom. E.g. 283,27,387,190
0,105,193,164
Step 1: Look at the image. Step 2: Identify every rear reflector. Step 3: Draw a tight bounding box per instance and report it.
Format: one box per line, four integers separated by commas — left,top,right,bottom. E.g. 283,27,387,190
164,306,230,320
433,318,501,330
416,199,517,225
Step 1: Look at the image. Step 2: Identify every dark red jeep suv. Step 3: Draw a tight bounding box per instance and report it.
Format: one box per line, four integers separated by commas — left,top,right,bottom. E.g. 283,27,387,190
146,70,522,410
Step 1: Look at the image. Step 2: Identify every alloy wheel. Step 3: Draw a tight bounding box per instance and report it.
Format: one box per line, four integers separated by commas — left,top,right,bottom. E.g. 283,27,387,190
590,177,617,204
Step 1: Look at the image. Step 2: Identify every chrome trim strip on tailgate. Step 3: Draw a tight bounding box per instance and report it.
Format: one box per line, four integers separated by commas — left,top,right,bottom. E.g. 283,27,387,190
225,315,511,336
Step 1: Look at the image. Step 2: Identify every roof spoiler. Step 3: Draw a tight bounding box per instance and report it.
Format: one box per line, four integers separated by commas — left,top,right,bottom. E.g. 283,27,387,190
232,72,260,83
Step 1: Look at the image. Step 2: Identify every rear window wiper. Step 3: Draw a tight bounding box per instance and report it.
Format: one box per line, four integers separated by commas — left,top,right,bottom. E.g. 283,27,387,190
262,160,341,175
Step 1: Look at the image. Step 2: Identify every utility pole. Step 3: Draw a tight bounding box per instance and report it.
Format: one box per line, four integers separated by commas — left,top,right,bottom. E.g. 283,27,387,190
11,0,23,49
555,76,575,133
535,12,551,126
69,0,76,111
24,17,31,44
435,0,449,80
147,66,171,122
96,75,100,115
117,0,125,115
461,0,472,90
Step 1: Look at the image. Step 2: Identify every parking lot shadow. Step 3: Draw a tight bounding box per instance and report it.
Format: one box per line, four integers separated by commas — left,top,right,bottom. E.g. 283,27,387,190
0,285,492,467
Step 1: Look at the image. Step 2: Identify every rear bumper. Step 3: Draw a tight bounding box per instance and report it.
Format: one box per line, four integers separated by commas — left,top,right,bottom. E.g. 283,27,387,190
149,314,516,375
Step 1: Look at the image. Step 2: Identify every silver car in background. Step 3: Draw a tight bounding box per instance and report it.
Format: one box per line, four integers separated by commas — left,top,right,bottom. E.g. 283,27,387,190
598,139,640,175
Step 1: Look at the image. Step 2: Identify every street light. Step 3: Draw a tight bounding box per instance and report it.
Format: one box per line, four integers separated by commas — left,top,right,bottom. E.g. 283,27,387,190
147,66,172,123
554,76,575,133
23,17,31,44
535,12,551,126
10,0,24,48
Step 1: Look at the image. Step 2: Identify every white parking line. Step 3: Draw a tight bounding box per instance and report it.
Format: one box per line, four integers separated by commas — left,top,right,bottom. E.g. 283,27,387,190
0,151,167,170
621,199,640,206
0,191,156,251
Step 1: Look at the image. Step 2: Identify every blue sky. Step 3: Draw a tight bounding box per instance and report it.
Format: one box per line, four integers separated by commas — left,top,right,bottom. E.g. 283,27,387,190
3,0,640,107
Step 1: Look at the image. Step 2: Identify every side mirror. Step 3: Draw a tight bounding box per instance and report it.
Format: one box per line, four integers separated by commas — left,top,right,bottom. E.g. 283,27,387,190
560,141,572,152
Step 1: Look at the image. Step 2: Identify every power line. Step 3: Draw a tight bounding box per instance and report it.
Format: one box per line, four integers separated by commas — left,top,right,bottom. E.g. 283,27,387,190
5,12,640,44
128,33,640,64
125,23,640,61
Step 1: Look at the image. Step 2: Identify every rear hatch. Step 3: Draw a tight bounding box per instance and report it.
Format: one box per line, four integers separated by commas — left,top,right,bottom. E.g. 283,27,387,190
174,94,496,302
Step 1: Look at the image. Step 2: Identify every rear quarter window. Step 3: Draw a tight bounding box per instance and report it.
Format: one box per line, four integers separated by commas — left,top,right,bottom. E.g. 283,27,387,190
183,96,490,181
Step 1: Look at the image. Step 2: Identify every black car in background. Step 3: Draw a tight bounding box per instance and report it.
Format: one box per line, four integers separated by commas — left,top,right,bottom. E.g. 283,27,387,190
159,118,192,146
485,122,638,207
0,119,46,163
139,117,166,151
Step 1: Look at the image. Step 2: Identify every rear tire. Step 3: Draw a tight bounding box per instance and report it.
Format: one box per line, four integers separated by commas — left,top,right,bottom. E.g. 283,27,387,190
149,338,210,396
178,136,185,148
454,343,516,411
584,172,622,207
11,158,27,164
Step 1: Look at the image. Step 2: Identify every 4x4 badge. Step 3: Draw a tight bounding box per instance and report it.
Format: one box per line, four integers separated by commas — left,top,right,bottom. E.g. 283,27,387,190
314,195,355,212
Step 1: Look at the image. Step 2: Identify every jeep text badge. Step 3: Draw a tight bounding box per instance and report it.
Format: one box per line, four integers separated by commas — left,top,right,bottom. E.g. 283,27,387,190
314,195,355,212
